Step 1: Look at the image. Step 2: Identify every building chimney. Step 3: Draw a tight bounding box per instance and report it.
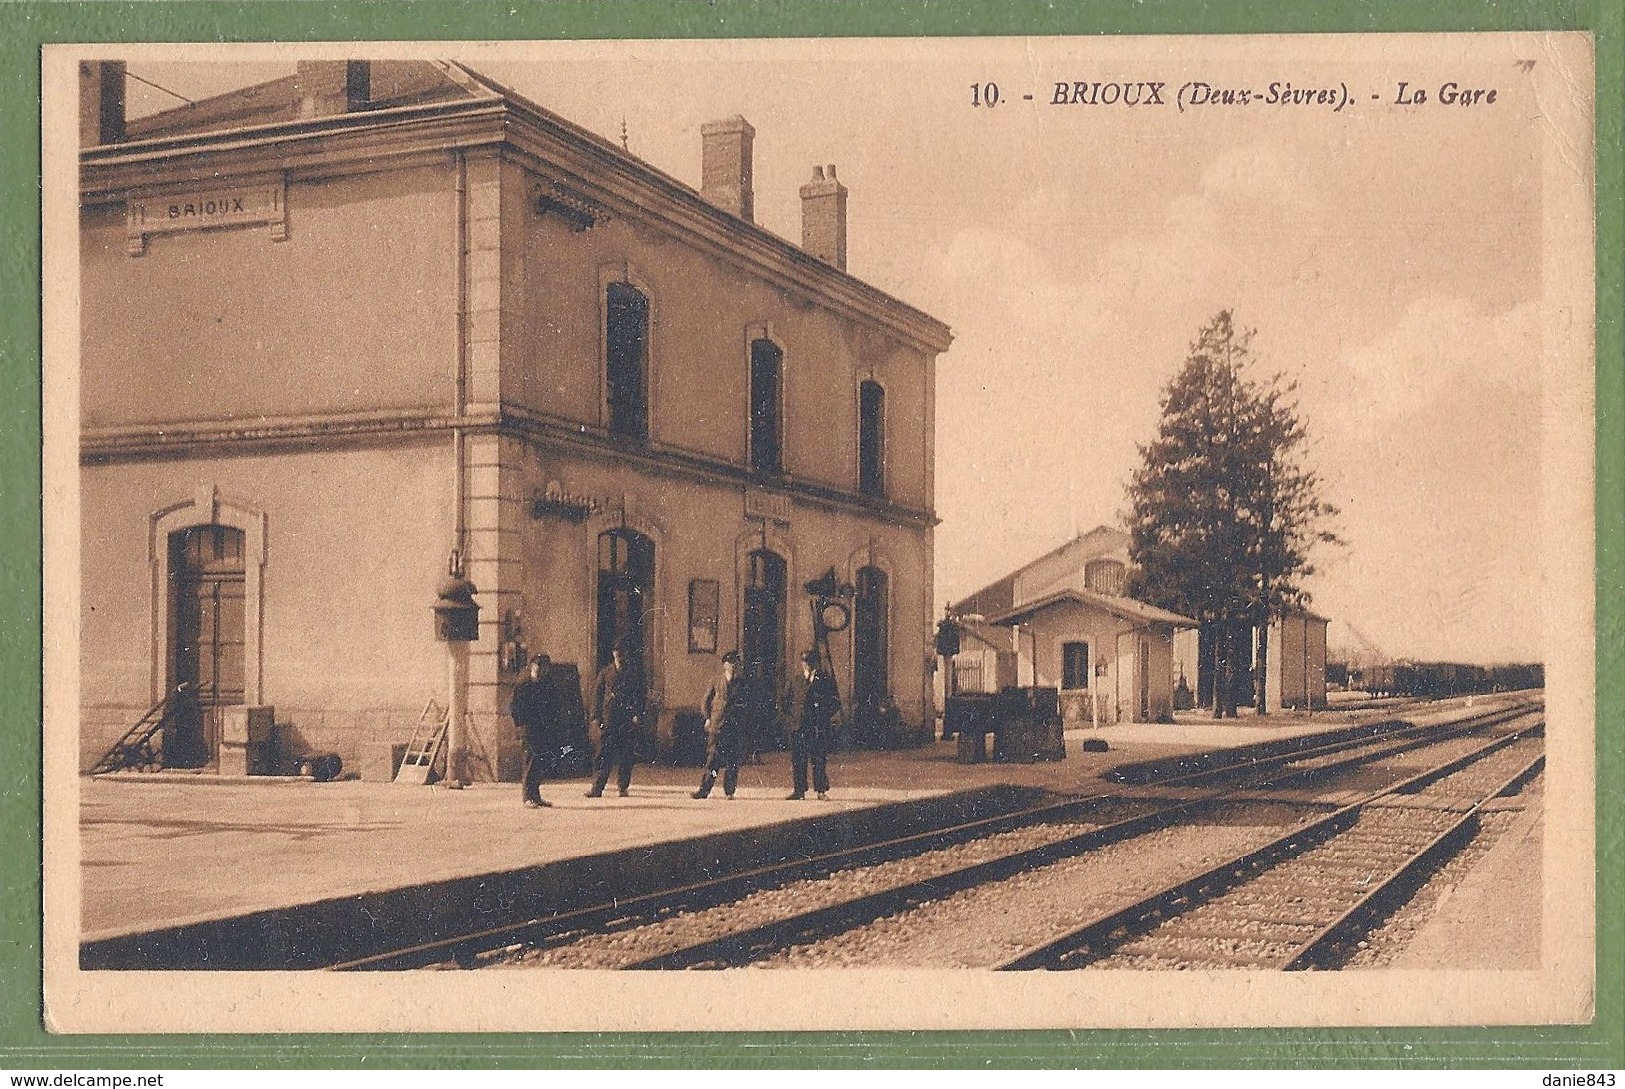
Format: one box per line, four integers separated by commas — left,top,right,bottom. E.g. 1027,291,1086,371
799,163,847,270
700,116,755,223
78,61,126,147
295,60,371,118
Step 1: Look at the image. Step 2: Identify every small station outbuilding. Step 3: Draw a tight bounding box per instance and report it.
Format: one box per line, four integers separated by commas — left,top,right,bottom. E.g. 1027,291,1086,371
946,527,1195,726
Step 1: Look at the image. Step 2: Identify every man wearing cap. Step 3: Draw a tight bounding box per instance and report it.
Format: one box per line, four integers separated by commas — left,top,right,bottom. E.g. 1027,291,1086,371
512,654,556,809
693,651,747,800
784,649,839,800
586,643,646,798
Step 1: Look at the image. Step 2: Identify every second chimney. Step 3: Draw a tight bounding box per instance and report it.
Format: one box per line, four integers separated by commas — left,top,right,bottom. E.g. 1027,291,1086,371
79,61,126,148
295,60,371,118
700,116,755,223
799,164,847,270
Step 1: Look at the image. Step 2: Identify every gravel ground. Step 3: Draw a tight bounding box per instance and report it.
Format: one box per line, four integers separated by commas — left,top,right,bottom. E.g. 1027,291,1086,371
479,725,1540,973
1409,736,1545,804
753,804,1295,969
1088,740,1544,972
1342,777,1541,968
1092,804,1455,969
495,816,1133,969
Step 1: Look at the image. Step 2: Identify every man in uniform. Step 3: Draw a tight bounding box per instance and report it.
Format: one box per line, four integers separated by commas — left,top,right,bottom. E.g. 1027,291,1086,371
692,650,747,800
512,654,556,809
586,643,646,798
784,649,839,800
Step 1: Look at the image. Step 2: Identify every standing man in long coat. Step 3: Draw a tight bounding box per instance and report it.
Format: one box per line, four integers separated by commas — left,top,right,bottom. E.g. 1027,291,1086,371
692,650,747,800
512,654,555,809
784,649,839,800
585,643,646,798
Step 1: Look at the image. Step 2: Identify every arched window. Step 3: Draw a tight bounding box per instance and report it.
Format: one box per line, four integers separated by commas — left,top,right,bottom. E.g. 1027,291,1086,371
167,525,245,767
858,380,885,499
854,565,889,707
1084,559,1126,596
605,282,649,442
749,338,783,474
597,529,654,673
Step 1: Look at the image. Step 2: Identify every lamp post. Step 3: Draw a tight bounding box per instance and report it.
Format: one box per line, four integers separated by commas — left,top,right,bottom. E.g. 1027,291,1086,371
803,567,853,737
432,550,480,787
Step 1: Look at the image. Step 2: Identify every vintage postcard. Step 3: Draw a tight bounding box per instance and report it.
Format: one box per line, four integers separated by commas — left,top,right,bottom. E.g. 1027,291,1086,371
41,33,1596,1033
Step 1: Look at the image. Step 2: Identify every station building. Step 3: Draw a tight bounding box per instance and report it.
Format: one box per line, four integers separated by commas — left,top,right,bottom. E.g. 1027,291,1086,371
946,527,1194,726
77,60,952,779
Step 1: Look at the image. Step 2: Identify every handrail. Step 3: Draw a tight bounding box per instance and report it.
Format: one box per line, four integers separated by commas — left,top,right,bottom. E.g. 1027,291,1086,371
87,682,193,775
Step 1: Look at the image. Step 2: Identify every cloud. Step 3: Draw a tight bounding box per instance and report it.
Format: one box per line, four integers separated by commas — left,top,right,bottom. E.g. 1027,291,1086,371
1336,298,1540,430
1305,300,1544,662
927,142,1543,665
1167,143,1317,235
929,143,1329,601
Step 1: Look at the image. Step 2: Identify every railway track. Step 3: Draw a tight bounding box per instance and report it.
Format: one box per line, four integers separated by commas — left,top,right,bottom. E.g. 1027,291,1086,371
996,725,1543,971
331,697,1539,972
333,695,1534,975
614,706,1539,972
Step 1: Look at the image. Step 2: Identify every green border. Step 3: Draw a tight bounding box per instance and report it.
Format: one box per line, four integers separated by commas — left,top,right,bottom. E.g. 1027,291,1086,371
2,0,1619,1069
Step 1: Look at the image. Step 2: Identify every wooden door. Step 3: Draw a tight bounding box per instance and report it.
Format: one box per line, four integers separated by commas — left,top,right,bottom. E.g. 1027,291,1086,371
743,550,786,752
168,525,246,767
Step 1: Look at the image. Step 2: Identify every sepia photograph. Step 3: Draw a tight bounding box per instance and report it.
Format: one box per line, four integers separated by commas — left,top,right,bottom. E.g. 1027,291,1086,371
40,32,1596,1034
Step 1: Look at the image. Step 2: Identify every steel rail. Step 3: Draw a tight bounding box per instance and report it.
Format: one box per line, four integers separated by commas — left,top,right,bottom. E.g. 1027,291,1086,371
620,793,1227,970
992,721,1543,971
1124,699,1535,792
616,705,1539,971
331,698,1535,971
1279,749,1546,970
329,793,1146,971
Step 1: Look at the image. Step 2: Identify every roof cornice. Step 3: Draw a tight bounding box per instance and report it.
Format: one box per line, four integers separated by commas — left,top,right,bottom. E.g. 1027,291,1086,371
491,96,951,355
989,588,1197,629
80,97,508,189
80,92,953,356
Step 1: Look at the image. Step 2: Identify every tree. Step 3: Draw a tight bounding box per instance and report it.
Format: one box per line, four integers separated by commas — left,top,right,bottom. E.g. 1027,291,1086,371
1126,311,1341,717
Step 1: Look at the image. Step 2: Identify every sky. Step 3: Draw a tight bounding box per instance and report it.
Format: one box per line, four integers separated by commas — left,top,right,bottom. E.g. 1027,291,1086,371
123,35,1576,665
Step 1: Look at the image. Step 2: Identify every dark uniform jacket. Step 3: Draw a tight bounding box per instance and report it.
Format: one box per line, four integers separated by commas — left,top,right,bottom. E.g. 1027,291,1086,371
592,661,646,734
511,672,556,749
785,668,841,742
703,674,749,741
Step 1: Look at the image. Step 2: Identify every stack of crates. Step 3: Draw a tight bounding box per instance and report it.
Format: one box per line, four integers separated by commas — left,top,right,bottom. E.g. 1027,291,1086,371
992,687,1065,763
945,693,998,763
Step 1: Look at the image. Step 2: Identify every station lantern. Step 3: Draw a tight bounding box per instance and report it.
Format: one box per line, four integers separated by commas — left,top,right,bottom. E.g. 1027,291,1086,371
432,553,481,642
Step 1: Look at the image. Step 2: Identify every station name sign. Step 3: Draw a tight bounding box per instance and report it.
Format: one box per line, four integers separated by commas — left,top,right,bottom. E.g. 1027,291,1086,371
126,181,287,255
745,488,792,525
532,481,613,523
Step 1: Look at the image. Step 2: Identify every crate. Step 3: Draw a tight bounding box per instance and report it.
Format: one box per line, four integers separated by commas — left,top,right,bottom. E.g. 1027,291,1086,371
993,716,1065,762
944,693,997,740
362,742,408,782
955,729,987,763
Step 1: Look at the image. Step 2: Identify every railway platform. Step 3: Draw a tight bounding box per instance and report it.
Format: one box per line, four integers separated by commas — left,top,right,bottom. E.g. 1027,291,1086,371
1389,783,1544,969
74,709,1414,968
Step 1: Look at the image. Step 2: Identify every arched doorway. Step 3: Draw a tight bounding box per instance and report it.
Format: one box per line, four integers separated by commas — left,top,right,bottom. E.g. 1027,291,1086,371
596,528,654,674
743,549,787,753
853,565,889,738
167,525,246,767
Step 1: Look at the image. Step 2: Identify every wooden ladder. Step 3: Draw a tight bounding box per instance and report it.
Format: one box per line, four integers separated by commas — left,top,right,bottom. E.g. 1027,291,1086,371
394,698,450,785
